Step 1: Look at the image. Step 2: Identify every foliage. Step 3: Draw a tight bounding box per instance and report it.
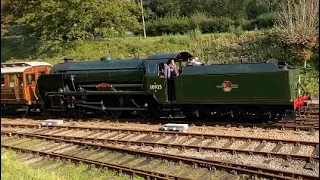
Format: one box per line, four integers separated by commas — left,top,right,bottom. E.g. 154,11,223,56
2,0,288,40
144,0,283,20
253,12,278,29
15,0,141,41
145,16,194,36
145,16,240,36
275,0,319,67
300,66,319,98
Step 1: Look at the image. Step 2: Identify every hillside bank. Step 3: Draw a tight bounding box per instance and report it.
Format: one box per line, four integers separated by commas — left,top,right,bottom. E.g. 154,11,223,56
1,30,318,97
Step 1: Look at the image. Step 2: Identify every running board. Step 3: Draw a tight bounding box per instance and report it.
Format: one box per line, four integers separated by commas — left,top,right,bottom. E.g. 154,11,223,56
75,104,148,111
160,115,186,119
162,108,181,111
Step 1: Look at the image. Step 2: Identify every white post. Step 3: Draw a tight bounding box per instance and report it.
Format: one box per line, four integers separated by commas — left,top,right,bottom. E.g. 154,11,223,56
140,0,146,38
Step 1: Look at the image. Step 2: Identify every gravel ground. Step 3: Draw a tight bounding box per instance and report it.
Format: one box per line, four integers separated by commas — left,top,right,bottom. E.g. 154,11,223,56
2,118,318,142
260,143,276,152
297,145,317,156
182,137,198,145
278,144,294,154
229,140,245,149
127,134,148,141
209,139,229,148
171,136,187,144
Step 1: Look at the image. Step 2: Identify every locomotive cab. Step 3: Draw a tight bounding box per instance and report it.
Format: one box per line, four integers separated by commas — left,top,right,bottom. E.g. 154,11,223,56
145,52,192,104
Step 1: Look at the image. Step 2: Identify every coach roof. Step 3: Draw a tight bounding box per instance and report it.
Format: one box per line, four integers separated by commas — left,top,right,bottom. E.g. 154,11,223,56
1,62,52,74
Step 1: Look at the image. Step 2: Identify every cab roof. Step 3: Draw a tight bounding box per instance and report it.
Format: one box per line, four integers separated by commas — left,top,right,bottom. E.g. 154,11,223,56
147,52,192,61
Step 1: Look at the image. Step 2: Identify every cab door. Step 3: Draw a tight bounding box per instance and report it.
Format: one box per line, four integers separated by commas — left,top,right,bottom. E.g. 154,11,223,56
145,62,168,103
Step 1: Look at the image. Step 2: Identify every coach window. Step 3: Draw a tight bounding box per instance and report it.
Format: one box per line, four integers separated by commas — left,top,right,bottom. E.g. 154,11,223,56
38,71,45,76
26,74,36,85
9,74,15,87
17,74,23,86
1,75,5,87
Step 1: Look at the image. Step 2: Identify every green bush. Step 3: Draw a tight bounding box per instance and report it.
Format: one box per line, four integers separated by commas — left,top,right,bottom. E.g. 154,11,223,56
199,17,235,33
146,16,237,36
146,16,195,36
235,19,253,30
253,12,278,29
301,68,319,98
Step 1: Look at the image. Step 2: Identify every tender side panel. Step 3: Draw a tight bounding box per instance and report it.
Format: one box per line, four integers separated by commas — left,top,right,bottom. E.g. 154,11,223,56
175,72,292,105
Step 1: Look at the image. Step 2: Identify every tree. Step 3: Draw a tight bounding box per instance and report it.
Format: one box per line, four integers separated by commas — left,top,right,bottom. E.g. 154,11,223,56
18,0,141,41
276,0,319,68
1,0,37,36
1,0,11,36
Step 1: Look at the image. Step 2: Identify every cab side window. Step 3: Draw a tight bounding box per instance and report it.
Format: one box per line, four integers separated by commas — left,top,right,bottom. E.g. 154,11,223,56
158,63,165,77
147,63,157,74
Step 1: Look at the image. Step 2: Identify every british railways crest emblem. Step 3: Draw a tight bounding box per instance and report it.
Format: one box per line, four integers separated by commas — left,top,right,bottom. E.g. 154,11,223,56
216,81,238,92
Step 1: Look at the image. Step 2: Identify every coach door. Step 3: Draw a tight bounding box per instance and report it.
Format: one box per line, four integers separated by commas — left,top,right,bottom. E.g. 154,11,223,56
1,73,25,102
24,73,37,104
15,74,25,100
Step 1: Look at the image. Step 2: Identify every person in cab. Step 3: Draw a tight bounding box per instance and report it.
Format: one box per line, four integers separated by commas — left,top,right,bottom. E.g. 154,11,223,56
164,59,179,78
187,57,202,66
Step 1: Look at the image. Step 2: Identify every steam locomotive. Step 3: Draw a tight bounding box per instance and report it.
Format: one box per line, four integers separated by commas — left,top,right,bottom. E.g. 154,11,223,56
2,52,303,122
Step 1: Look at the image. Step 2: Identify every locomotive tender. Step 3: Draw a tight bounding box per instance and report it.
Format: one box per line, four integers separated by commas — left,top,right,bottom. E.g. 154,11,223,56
35,52,300,121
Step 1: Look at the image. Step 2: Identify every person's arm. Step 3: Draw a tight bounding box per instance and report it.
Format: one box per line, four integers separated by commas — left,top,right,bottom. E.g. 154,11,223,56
174,66,179,76
164,64,170,78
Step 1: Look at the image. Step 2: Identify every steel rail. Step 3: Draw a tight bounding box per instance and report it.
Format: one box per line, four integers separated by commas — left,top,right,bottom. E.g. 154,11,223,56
1,145,179,180
2,123,318,146
1,131,318,180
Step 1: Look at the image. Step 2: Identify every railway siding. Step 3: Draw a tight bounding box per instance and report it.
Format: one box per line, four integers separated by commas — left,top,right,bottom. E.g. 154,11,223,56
2,132,318,180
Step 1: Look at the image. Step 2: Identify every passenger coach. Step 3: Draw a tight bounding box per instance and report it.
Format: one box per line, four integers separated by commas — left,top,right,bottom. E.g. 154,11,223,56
1,62,52,113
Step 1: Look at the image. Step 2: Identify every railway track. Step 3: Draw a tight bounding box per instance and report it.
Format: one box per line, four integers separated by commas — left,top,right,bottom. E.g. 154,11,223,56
1,115,319,131
1,131,318,180
2,124,318,165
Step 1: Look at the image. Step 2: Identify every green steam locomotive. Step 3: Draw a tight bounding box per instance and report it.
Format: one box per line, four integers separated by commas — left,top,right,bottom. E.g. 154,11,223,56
36,52,300,121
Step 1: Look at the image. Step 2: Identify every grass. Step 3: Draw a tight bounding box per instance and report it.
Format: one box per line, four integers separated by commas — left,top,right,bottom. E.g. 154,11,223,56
2,30,269,65
1,149,143,180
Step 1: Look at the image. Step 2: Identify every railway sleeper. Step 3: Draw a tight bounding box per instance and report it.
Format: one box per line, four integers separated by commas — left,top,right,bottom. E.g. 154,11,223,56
304,162,317,171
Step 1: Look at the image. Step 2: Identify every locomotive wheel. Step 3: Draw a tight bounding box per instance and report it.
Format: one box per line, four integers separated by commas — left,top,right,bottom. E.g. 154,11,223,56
103,97,123,119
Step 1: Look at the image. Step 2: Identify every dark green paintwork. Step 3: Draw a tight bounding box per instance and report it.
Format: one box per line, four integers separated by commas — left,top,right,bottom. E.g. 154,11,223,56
174,64,299,105
60,59,146,85
182,63,286,74
145,60,168,103
43,52,299,107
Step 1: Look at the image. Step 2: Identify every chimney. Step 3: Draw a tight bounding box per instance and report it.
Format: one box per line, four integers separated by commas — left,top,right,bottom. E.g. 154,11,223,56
63,57,74,63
